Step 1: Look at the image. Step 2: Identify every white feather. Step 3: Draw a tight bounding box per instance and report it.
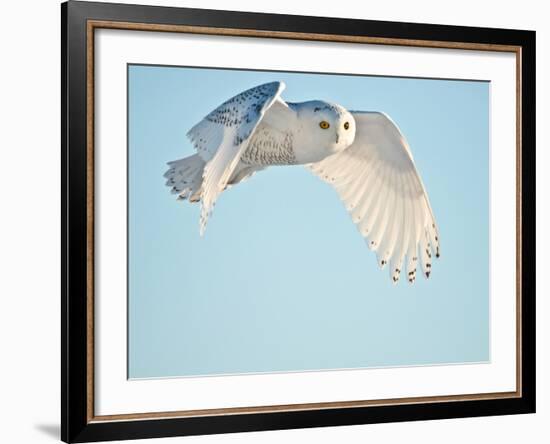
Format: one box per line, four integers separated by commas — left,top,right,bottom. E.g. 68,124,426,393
309,111,440,283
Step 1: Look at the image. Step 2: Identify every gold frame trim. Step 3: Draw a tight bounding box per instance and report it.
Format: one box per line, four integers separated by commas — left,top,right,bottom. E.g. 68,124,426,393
86,20,523,423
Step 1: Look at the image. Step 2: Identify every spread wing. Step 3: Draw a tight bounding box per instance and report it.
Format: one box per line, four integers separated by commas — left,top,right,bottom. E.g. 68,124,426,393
308,111,440,284
186,81,288,235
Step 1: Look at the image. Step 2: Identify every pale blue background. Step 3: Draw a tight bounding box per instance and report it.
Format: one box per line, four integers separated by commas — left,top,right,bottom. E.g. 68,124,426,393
128,65,489,379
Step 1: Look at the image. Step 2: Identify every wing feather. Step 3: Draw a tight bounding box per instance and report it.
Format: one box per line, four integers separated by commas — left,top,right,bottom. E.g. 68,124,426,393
355,162,389,242
420,228,432,278
351,162,386,223
404,172,420,283
365,165,396,249
358,162,392,239
392,174,412,284
376,169,402,268
340,167,372,210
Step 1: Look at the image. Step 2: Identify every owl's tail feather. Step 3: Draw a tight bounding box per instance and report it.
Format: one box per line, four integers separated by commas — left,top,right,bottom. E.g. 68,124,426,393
164,154,205,203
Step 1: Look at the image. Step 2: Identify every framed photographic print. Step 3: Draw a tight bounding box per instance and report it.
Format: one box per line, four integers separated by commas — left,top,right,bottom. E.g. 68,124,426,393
61,1,536,442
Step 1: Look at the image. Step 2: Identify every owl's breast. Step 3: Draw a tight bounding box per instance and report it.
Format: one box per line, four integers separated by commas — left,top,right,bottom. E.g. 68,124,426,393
241,125,297,166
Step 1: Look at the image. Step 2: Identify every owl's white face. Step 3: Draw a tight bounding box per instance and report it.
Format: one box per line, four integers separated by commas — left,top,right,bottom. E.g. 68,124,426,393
292,101,356,164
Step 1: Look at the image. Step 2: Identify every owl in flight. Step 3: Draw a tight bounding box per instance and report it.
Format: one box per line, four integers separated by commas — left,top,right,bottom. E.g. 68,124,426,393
165,81,440,284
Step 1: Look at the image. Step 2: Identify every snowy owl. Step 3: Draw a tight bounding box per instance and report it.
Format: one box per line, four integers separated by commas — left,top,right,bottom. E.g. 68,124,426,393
164,81,440,283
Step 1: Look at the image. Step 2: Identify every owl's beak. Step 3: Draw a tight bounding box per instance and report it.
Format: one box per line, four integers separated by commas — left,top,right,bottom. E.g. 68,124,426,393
335,135,339,143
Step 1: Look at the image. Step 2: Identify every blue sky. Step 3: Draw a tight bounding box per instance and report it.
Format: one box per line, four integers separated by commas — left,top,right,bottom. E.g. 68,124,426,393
128,64,490,379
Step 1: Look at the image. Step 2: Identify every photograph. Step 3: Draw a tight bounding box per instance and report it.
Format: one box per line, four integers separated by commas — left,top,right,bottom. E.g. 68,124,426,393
128,65,489,379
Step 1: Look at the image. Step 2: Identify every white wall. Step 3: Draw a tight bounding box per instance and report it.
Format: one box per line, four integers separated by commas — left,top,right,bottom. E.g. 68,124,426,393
0,0,546,443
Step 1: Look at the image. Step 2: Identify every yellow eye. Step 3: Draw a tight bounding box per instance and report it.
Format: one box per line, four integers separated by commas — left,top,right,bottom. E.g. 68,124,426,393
319,121,330,129
344,121,350,130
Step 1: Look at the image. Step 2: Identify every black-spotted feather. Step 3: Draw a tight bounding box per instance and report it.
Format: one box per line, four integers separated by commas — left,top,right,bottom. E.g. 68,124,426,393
183,82,287,234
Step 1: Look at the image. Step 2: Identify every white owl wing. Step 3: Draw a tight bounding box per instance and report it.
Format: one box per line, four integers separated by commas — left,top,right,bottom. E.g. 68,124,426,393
186,81,289,235
308,111,440,284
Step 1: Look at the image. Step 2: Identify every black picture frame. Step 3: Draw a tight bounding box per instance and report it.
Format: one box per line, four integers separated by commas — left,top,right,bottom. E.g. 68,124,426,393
62,1,536,442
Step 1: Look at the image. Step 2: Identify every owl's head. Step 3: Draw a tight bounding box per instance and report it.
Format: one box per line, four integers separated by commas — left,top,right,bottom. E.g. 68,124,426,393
293,101,356,163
